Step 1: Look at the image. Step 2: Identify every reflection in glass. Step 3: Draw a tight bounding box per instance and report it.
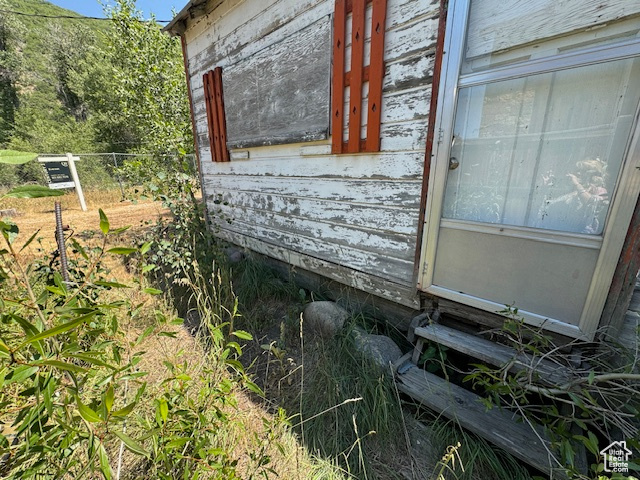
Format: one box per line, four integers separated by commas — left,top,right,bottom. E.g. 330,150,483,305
442,57,640,235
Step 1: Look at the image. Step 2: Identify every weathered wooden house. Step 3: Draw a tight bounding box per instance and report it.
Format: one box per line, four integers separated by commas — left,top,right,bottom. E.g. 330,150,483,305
166,0,640,471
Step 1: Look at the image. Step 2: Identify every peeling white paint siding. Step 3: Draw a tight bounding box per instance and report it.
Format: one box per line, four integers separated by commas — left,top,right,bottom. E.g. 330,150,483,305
185,0,439,305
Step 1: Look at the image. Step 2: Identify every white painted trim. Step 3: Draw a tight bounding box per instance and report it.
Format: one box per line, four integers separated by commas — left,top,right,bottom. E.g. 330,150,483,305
418,0,469,290
425,285,585,339
229,150,250,160
440,219,602,250
459,38,640,88
579,103,640,336
300,144,331,156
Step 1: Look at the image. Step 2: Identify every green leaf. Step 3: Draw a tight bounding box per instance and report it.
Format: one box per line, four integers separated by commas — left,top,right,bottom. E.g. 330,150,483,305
4,185,65,199
0,339,10,358
143,287,163,295
111,401,136,418
112,430,148,457
110,226,131,235
140,241,152,255
0,150,38,165
98,442,113,480
232,330,252,341
159,398,168,423
106,247,137,255
66,353,117,370
99,209,110,235
94,281,130,289
245,380,264,397
77,397,102,423
105,384,114,413
6,365,38,384
19,229,41,252
17,311,97,349
70,238,88,260
34,360,87,373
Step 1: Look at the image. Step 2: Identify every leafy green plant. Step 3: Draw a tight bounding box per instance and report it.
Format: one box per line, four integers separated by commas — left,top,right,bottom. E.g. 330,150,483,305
0,210,149,479
463,306,640,479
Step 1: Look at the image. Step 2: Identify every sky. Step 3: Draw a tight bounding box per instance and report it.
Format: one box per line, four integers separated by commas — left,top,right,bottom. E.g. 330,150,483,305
47,0,181,23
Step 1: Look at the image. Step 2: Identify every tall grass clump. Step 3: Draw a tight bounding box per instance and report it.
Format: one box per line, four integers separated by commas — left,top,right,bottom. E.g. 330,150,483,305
298,320,406,479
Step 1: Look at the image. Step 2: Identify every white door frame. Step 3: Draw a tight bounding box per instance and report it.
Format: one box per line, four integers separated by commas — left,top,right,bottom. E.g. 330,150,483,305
417,0,640,339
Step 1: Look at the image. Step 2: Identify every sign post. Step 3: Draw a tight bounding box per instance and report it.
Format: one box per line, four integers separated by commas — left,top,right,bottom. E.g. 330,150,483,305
38,154,87,211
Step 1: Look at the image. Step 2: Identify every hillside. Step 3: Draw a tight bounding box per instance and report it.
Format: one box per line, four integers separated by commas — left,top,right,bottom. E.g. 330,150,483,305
0,0,110,154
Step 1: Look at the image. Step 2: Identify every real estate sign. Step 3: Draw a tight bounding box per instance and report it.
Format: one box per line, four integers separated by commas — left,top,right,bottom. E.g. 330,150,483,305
42,161,74,189
38,154,87,211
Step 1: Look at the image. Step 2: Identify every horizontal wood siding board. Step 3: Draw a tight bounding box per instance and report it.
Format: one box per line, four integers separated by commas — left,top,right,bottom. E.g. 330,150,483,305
332,0,346,154
215,227,420,308
200,150,424,178
213,200,417,256
209,215,415,284
222,16,331,148
365,0,387,152
207,189,418,234
191,0,329,69
203,176,422,207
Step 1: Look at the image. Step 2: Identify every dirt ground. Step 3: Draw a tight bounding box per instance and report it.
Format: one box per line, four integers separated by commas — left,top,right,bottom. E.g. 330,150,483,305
1,190,170,252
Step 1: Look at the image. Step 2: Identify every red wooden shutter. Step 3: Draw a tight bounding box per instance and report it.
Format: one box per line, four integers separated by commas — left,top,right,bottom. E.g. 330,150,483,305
203,67,230,162
332,0,388,154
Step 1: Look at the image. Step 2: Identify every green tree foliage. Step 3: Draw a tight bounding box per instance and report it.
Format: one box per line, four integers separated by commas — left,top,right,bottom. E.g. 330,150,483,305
0,0,23,146
1,0,191,158
91,0,193,155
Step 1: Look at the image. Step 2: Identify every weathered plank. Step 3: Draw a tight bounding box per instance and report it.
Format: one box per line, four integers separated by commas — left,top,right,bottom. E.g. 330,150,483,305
222,16,331,149
466,0,640,61
395,364,565,477
207,190,418,234
200,148,424,178
213,200,416,256
208,215,416,285
203,175,422,207
414,324,571,385
214,227,421,308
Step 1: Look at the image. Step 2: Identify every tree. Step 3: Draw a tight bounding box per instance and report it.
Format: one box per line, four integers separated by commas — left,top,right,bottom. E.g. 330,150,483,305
91,0,193,155
0,0,23,147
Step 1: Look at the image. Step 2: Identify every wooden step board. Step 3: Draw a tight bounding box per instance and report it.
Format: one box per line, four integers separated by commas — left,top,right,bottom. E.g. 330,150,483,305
395,362,566,478
413,323,570,385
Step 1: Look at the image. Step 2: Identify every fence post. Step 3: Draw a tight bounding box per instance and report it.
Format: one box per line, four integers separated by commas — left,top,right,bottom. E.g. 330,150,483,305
111,153,126,201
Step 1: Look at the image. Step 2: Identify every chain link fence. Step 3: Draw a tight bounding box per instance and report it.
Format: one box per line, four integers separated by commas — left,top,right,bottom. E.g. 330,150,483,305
0,153,198,194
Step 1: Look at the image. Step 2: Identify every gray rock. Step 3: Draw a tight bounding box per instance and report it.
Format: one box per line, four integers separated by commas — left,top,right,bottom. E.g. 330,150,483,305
303,301,349,338
353,329,402,369
225,246,245,264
